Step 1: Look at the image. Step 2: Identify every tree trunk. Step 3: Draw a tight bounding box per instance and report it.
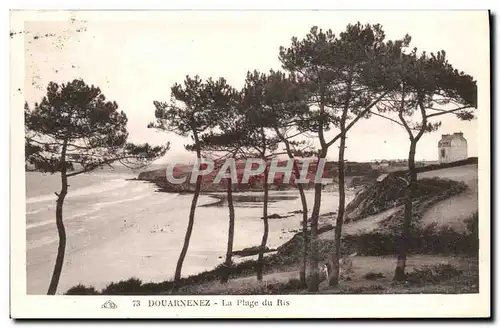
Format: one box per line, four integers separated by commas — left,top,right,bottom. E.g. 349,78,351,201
174,134,202,282
222,177,235,283
308,151,326,292
394,140,417,281
329,133,347,286
47,138,70,295
47,170,68,295
294,157,308,287
298,183,308,288
274,128,309,287
256,167,269,281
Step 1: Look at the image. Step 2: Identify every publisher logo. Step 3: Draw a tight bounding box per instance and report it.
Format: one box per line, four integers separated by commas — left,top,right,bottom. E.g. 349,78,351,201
101,300,118,309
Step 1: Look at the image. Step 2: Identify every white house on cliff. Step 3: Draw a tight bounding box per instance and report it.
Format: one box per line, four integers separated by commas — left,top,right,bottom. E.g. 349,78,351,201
438,132,468,163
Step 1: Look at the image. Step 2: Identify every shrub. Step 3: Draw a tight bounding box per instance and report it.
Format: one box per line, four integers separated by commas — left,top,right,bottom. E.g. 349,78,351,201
341,284,385,294
465,212,479,253
246,278,305,295
341,211,480,257
404,264,462,286
281,278,304,292
417,212,479,255
363,272,385,280
101,277,143,295
343,233,398,256
64,284,99,295
466,212,479,235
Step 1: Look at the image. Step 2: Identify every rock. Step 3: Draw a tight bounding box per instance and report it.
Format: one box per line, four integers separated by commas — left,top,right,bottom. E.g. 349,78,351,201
261,213,292,220
318,224,334,234
232,246,276,257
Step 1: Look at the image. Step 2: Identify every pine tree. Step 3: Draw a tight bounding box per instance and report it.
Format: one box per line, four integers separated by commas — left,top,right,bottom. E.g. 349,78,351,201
150,75,236,282
375,50,477,280
25,79,168,294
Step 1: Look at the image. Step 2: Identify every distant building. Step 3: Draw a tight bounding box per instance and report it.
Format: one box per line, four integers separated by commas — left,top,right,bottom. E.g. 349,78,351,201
438,132,468,163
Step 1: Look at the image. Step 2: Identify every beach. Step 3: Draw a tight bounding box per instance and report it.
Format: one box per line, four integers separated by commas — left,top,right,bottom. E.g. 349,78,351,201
26,171,352,294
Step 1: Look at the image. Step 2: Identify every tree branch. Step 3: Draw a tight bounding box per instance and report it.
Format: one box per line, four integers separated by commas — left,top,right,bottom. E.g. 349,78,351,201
425,105,473,119
397,87,414,140
325,90,390,148
66,155,141,177
370,111,417,129
415,97,428,142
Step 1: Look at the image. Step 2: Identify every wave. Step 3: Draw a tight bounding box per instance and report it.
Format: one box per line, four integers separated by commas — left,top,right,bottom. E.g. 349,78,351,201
25,194,57,205
27,234,59,250
26,219,54,230
26,208,47,215
26,178,131,204
26,187,163,231
90,194,149,209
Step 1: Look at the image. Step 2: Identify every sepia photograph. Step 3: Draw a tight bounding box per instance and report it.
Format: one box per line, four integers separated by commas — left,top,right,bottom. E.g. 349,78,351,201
10,9,491,319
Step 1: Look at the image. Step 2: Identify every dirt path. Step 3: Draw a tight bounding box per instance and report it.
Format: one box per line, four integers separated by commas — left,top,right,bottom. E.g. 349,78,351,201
418,164,478,232
320,206,402,239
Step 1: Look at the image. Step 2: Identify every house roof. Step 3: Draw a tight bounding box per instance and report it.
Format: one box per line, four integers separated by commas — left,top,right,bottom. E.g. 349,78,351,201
438,134,454,147
438,133,465,147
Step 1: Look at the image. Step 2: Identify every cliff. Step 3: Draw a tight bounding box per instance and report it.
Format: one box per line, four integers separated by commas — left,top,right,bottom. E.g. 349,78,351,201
137,160,379,192
137,168,166,181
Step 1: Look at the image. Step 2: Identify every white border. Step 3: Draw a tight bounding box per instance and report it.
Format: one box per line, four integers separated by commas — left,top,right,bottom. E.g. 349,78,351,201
8,8,492,319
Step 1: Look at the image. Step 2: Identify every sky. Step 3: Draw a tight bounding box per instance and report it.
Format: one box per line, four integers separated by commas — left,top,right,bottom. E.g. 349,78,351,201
19,10,490,163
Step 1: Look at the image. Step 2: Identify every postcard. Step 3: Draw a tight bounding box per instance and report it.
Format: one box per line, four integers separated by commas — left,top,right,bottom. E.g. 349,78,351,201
10,9,491,319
